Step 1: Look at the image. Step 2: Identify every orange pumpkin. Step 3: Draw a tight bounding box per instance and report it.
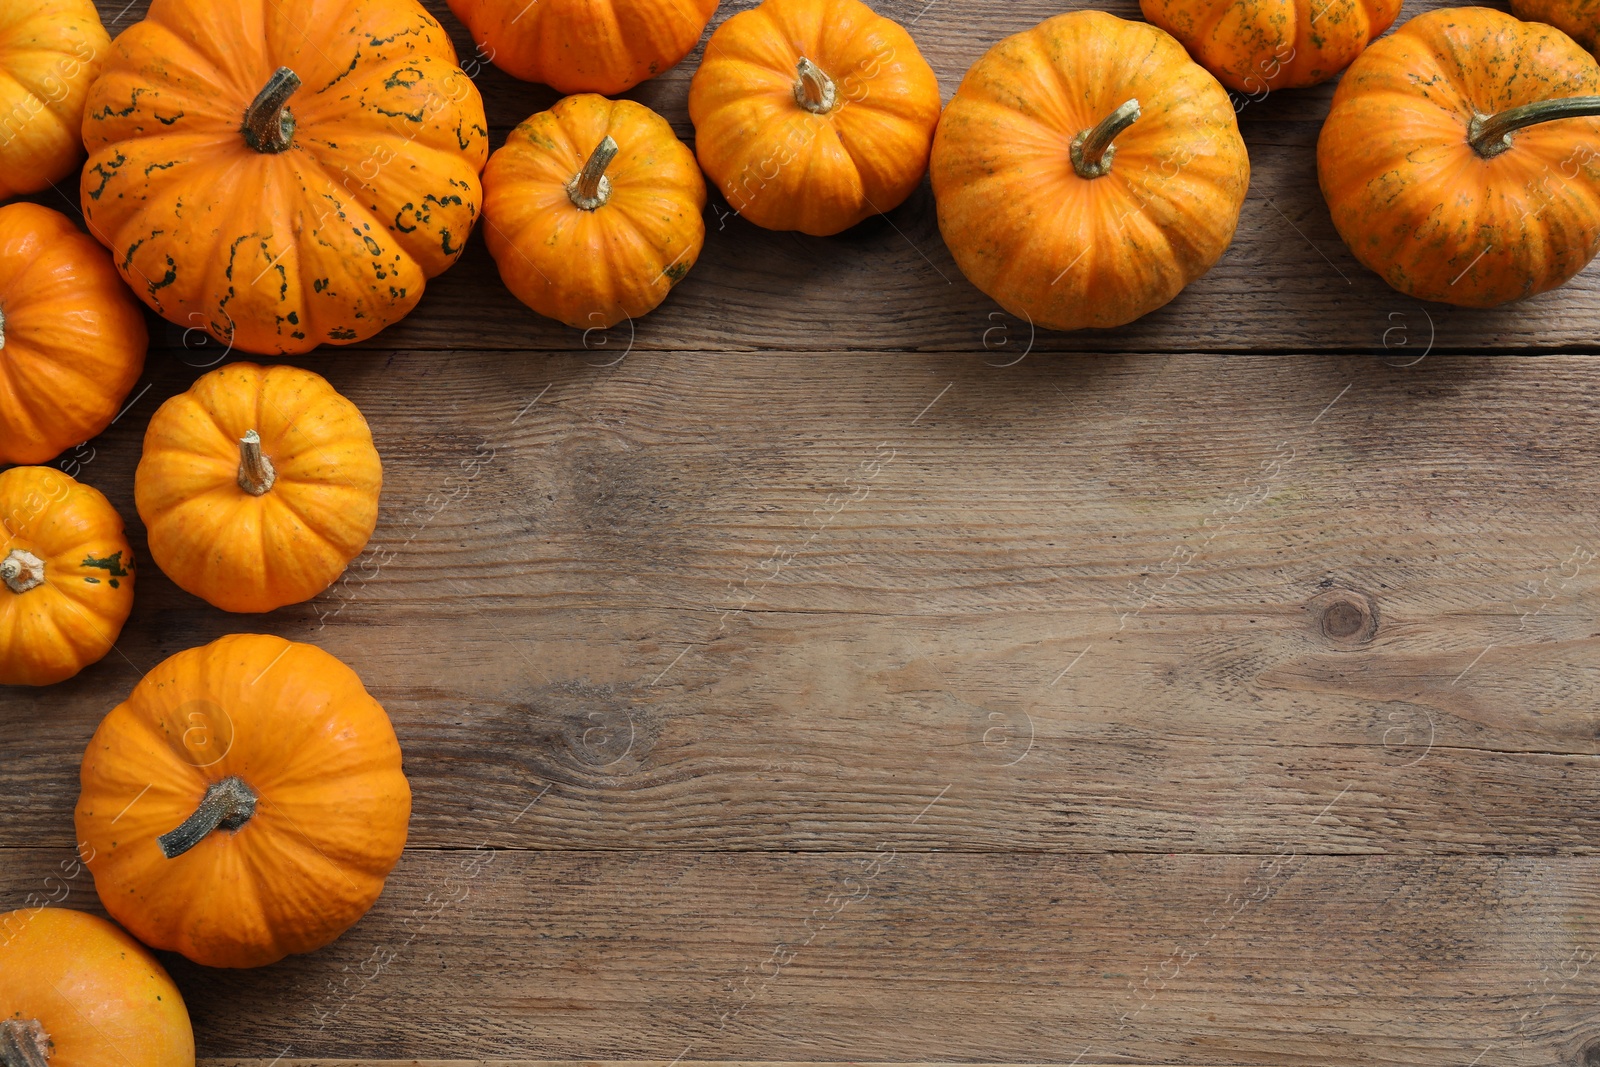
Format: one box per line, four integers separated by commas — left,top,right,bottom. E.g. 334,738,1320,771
484,94,706,329
1141,0,1400,93
1,466,134,687
688,0,942,236
0,203,147,466
79,0,489,356
76,633,412,969
1319,8,1600,307
0,907,194,1067
1511,0,1600,54
930,11,1250,332
135,363,382,614
0,0,110,200
446,0,720,95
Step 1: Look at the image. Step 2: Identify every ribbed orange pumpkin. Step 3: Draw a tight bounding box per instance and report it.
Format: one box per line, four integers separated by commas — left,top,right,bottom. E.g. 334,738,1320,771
1,466,134,687
0,203,146,466
1141,0,1400,92
688,0,942,236
79,0,489,356
1511,0,1600,53
445,0,720,94
135,363,382,614
930,11,1250,332
76,633,411,968
484,94,706,329
1319,7,1600,306
0,0,110,200
0,908,195,1067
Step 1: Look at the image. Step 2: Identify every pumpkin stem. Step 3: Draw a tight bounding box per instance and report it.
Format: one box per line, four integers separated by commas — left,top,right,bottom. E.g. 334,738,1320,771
158,776,258,860
1071,98,1142,179
794,57,837,114
1468,95,1600,158
242,66,301,154
237,430,277,496
0,1019,52,1067
0,549,45,595
567,136,619,211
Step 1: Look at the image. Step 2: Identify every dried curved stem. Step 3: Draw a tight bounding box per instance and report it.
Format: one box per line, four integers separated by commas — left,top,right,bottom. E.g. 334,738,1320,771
1469,95,1600,158
1071,98,1142,179
237,430,277,496
242,66,301,153
1,549,45,595
0,1018,52,1067
158,776,258,860
794,57,837,114
567,136,619,211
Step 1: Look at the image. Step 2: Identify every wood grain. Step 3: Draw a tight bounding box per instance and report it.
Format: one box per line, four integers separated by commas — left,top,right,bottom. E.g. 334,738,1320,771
6,848,1600,1066
55,0,1600,355
5,3,1597,1065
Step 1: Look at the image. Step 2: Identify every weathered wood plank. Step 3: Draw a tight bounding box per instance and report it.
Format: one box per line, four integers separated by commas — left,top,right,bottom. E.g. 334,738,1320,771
7,850,1600,1066
68,0,1600,353
4,355,1597,853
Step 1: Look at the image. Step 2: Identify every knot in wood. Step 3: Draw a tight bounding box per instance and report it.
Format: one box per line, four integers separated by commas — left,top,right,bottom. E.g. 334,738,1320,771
1312,588,1379,644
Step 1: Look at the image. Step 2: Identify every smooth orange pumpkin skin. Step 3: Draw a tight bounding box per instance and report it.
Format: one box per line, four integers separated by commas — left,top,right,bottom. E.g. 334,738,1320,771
76,633,412,969
0,466,134,687
0,0,110,200
1511,0,1600,54
0,203,147,466
446,0,720,95
1319,8,1600,307
485,95,706,330
930,11,1250,333
79,0,489,356
135,362,382,614
688,0,943,236
1141,0,1400,92
0,908,194,1067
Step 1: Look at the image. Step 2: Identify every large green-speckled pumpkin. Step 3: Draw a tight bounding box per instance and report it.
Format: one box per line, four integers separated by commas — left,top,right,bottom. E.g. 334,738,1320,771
79,0,488,356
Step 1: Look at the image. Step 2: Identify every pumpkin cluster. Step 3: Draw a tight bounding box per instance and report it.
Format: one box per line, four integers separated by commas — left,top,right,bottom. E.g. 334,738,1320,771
7,0,1600,1056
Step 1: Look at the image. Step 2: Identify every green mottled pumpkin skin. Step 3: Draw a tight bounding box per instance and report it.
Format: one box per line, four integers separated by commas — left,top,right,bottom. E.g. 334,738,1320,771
1319,7,1600,307
1512,0,1600,54
80,0,489,356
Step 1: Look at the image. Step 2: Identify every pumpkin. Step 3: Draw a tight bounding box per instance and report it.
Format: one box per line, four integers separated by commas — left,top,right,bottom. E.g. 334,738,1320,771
1510,0,1600,54
0,0,110,201
1319,8,1600,307
0,907,194,1067
75,633,412,969
0,203,147,466
1141,0,1400,93
484,95,706,329
445,0,720,95
929,11,1250,332
135,362,382,614
79,0,489,356
1,466,135,687
688,0,942,236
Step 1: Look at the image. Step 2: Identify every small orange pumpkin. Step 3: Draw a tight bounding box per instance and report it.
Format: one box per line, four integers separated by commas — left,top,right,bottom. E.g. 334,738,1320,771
0,202,147,466
1141,0,1400,93
135,363,382,614
1511,0,1600,54
930,11,1250,332
80,0,489,356
76,633,412,969
445,0,720,95
0,907,194,1067
1319,7,1600,306
1,466,135,687
484,94,706,330
688,0,942,236
0,0,110,200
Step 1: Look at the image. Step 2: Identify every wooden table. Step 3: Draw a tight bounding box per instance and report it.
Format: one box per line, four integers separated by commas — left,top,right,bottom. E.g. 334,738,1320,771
8,1,1600,1064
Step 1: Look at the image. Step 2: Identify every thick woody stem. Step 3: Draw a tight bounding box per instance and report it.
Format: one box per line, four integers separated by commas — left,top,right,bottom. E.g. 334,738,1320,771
567,136,619,211
237,430,277,496
1071,98,1142,179
157,776,258,860
1468,95,1600,158
241,67,301,153
794,57,838,114
1,549,45,594
0,1018,52,1067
